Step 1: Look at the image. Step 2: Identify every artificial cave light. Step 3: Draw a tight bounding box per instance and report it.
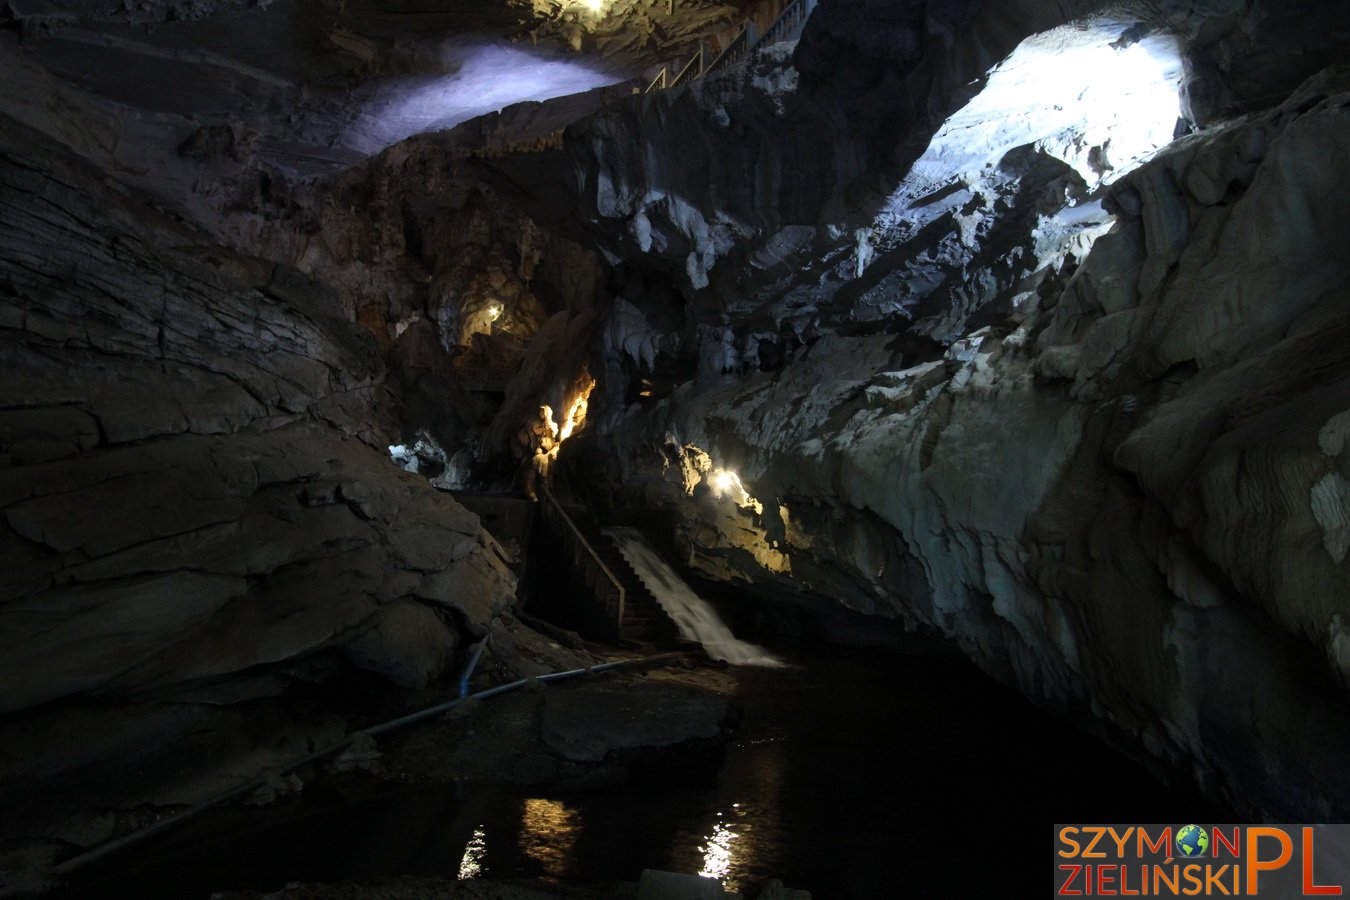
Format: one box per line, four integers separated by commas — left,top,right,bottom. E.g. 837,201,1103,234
541,384,591,446
486,303,502,322
530,369,597,488
578,0,604,12
675,444,765,514
559,390,589,442
709,467,762,514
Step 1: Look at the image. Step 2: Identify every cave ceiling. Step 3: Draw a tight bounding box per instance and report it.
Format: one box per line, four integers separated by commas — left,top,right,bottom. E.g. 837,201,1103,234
1,0,751,173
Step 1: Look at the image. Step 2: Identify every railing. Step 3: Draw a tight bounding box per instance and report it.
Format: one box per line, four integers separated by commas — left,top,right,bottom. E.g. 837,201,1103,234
759,0,816,49
705,24,753,76
539,486,626,635
651,0,817,89
646,46,705,94
669,44,706,88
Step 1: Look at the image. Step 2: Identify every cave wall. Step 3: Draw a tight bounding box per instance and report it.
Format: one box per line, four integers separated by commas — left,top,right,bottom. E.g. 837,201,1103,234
514,1,1350,817
0,117,519,848
2,0,1349,845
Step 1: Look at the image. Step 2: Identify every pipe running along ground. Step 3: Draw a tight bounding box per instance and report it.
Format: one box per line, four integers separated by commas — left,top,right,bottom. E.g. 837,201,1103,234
51,651,691,879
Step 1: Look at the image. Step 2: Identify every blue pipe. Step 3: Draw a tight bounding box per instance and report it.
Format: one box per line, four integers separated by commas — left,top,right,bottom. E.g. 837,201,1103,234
55,651,687,877
458,634,491,698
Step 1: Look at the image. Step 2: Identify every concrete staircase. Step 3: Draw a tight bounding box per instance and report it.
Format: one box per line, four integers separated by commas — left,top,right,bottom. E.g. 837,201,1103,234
576,520,679,643
538,487,678,644
644,0,818,93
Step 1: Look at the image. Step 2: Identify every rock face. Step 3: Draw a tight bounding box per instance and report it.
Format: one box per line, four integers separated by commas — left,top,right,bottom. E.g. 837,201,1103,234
0,116,516,841
5,0,1350,855
509,3,1350,818
0,0,752,179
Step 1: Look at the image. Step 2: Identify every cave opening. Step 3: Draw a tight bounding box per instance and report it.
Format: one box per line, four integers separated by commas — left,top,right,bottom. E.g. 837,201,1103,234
4,0,1350,897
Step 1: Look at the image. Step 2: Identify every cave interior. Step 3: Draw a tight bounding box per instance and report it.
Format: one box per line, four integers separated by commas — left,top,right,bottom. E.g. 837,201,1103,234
3,0,1350,896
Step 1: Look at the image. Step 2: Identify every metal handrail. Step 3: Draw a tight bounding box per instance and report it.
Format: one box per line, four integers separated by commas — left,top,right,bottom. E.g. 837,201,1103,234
759,0,815,48
540,486,625,626
705,25,751,75
669,45,704,88
641,0,821,93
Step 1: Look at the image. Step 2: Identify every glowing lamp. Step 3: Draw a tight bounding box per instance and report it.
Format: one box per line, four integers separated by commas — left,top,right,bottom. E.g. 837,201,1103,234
580,0,603,11
486,304,502,322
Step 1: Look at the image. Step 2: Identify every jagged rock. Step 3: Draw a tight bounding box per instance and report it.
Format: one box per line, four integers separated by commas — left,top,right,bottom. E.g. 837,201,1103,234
562,52,1350,817
342,601,460,690
4,0,1350,859
0,114,516,831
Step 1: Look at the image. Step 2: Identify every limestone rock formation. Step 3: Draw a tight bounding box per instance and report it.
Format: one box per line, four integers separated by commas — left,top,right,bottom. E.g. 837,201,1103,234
512,2,1350,818
4,0,1350,867
0,116,516,846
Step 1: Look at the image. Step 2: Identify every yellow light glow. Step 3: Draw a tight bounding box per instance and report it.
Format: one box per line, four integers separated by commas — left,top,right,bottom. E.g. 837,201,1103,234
519,798,580,877
580,0,603,11
486,304,502,322
532,368,597,489
541,403,560,442
558,391,588,442
707,467,763,514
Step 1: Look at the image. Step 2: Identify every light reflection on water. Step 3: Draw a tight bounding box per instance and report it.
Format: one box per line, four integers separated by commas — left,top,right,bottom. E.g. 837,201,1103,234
519,797,582,878
697,814,739,882
457,826,487,880
59,646,1216,900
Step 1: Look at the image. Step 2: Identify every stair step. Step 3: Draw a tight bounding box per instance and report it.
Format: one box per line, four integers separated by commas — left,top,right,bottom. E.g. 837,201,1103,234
543,498,681,645
623,593,661,609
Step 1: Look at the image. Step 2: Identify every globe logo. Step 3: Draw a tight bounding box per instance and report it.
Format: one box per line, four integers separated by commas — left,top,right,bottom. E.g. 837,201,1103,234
1176,824,1209,858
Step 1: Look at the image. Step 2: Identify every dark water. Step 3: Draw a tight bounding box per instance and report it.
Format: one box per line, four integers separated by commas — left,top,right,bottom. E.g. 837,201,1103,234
60,645,1220,899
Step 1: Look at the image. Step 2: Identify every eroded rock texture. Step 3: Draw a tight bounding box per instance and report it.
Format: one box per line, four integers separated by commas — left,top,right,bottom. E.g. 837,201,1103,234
3,0,1350,859
515,2,1350,817
0,119,516,845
